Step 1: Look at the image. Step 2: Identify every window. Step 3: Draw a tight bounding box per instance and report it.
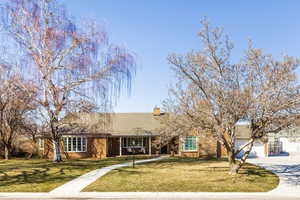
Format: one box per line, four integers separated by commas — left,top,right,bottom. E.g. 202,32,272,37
122,137,144,148
63,136,87,152
183,136,198,151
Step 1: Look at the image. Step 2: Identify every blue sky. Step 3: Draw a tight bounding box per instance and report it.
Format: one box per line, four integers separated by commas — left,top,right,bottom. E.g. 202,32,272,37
62,0,300,112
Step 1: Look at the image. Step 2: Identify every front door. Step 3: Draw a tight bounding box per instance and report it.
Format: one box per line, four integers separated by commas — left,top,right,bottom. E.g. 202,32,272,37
108,137,120,156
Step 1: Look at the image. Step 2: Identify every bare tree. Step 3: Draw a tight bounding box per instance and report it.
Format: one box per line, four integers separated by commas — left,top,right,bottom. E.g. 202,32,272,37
22,119,39,144
0,0,135,161
0,68,37,160
163,19,300,174
20,116,47,158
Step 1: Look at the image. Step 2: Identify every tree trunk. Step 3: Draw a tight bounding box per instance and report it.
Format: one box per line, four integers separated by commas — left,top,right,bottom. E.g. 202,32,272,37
227,139,255,175
229,163,240,175
4,144,10,160
227,150,241,175
53,139,62,162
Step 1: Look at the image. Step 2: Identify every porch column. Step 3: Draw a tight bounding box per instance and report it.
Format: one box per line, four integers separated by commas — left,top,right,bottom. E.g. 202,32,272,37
149,136,152,155
119,137,122,156
179,136,181,156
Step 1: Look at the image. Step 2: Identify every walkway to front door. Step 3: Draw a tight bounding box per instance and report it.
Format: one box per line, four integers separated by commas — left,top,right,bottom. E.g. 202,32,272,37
49,156,168,195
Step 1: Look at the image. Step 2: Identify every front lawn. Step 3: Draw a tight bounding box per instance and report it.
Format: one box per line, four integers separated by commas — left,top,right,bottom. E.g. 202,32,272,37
0,155,155,192
83,157,279,192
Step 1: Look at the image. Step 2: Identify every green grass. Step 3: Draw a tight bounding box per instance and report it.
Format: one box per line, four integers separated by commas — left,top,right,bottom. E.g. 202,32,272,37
0,155,155,192
83,157,279,192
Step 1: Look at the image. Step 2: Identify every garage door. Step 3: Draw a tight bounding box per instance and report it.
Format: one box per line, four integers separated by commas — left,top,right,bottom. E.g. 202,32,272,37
280,137,300,155
235,139,266,158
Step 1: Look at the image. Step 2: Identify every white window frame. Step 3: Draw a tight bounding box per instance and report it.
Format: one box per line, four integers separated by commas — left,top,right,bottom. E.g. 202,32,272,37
122,137,144,148
63,136,87,152
182,136,198,152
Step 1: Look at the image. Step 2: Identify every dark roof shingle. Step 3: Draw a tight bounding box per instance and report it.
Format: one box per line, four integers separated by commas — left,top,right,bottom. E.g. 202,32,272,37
65,112,162,136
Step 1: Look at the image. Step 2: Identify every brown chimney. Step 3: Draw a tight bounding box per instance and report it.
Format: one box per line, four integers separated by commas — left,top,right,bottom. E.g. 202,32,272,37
153,107,161,116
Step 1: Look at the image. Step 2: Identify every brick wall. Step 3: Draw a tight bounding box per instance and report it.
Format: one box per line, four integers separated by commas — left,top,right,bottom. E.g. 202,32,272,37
179,133,219,158
42,137,107,160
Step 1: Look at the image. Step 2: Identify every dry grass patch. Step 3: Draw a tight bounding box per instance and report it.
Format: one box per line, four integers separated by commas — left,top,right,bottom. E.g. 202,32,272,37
83,157,279,192
0,155,155,192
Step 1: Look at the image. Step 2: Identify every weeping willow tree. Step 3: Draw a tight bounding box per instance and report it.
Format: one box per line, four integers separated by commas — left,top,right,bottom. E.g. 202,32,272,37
0,0,135,161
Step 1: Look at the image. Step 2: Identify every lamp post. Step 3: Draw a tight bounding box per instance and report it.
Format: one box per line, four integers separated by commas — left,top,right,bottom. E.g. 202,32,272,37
132,140,136,168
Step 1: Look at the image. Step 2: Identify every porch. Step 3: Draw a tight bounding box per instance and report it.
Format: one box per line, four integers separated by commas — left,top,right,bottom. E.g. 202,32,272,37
108,136,154,156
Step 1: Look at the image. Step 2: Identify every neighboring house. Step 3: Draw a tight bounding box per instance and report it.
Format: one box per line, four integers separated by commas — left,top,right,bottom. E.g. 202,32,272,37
268,127,300,156
0,135,37,158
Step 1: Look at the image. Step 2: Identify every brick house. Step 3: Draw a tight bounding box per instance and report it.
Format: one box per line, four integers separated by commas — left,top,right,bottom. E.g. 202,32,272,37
39,108,225,159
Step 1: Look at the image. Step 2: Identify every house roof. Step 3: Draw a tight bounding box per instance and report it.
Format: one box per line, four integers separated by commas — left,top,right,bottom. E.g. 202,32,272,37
269,127,300,137
64,112,253,139
237,125,300,139
64,112,163,136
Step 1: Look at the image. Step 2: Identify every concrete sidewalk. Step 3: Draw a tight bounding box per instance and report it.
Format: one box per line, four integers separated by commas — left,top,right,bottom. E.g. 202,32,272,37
0,192,299,200
50,156,169,195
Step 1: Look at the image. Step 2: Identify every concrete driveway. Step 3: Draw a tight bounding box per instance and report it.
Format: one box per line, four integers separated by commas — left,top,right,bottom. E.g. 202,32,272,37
248,155,300,196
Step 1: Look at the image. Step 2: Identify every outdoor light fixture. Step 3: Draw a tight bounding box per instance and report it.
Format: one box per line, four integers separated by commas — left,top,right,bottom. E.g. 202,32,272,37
132,140,136,168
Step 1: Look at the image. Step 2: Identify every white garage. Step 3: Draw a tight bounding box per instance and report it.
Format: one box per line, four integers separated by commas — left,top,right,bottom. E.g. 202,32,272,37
279,137,300,155
235,139,266,158
235,124,267,158
236,125,300,157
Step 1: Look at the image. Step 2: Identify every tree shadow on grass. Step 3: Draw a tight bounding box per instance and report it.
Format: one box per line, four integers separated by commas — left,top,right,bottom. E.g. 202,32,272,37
187,166,229,173
238,165,275,178
0,163,91,188
260,164,300,186
0,168,80,189
142,157,228,170
159,156,226,163
0,156,159,191
112,168,150,175
0,171,9,181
